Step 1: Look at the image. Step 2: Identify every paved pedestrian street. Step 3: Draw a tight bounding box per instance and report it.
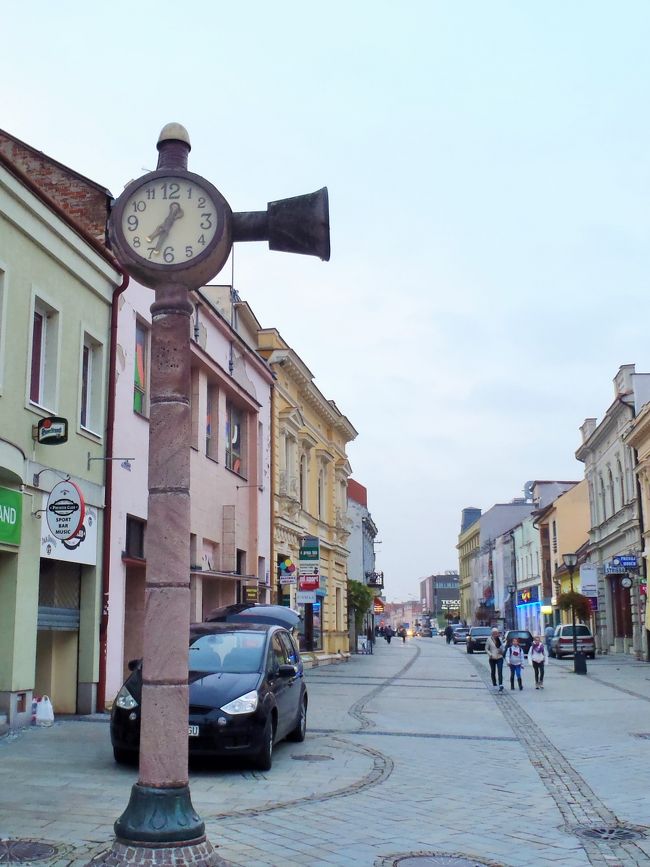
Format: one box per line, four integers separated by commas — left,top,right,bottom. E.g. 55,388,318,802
2,638,650,867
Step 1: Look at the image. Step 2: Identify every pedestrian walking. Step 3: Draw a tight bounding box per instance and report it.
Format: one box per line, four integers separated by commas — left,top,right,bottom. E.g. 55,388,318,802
398,626,406,644
505,637,525,690
366,625,374,655
544,623,554,655
529,635,548,689
485,627,504,692
385,626,393,644
444,624,454,645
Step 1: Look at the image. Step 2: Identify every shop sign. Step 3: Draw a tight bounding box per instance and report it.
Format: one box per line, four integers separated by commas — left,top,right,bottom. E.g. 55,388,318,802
41,505,97,565
588,597,599,611
517,586,539,605
613,555,638,569
296,590,317,605
605,563,627,574
0,487,21,545
373,597,385,614
46,481,85,540
579,564,598,597
243,585,259,603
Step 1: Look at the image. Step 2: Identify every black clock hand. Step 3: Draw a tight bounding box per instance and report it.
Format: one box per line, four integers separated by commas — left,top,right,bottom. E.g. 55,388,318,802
146,202,184,253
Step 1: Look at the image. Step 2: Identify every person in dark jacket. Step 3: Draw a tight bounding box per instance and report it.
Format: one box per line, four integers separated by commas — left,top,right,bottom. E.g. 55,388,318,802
444,624,454,644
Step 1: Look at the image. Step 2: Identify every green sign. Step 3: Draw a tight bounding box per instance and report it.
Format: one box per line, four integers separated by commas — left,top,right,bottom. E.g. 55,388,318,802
299,536,320,561
0,487,21,545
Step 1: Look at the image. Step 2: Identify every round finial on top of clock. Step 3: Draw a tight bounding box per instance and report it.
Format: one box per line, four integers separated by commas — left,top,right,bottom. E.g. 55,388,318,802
157,123,191,149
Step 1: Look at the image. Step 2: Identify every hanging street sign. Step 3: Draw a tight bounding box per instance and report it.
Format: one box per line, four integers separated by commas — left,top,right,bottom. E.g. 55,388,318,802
299,535,320,591
35,416,68,446
45,480,85,541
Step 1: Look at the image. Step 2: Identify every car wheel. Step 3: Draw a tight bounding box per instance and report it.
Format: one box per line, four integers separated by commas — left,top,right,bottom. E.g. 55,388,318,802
254,714,275,771
287,696,307,742
113,746,137,766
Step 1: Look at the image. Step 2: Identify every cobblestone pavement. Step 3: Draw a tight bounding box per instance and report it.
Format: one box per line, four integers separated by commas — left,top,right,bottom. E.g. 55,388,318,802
1,640,650,866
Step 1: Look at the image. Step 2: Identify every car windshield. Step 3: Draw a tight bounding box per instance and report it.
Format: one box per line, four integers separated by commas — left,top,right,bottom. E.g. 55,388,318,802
189,632,266,673
562,625,591,637
508,632,530,638
471,628,492,635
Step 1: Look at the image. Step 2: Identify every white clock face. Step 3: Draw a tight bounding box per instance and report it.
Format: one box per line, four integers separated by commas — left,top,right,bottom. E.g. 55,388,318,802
121,177,219,265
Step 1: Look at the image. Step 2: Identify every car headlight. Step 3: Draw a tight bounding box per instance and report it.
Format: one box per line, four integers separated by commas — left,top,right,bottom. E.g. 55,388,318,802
220,690,259,715
115,686,138,710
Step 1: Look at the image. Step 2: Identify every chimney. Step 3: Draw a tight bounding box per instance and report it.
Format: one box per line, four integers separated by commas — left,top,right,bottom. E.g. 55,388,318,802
580,418,597,443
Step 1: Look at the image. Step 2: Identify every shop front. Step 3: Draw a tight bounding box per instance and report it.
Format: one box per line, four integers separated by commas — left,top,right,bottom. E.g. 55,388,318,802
516,584,543,636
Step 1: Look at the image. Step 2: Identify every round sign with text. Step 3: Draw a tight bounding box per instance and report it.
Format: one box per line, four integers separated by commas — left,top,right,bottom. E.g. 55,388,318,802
46,480,85,540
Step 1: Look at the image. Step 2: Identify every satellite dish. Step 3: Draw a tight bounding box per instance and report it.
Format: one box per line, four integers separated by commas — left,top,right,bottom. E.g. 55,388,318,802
524,481,535,501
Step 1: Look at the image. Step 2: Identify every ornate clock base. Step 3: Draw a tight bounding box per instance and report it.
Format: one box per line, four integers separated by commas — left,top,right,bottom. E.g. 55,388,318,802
87,837,228,867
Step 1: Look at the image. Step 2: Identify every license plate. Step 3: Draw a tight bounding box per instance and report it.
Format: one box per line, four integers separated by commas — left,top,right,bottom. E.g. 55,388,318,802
188,725,199,737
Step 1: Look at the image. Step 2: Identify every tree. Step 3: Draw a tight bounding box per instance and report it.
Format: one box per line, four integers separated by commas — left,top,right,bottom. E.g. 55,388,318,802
347,580,375,633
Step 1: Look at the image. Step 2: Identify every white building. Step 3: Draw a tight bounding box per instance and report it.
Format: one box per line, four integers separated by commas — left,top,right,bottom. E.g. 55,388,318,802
576,364,650,657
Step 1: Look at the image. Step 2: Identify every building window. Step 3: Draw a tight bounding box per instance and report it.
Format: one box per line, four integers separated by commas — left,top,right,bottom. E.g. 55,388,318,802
300,454,308,508
617,459,625,506
80,334,103,433
608,467,615,515
551,520,557,554
125,516,146,559
134,321,148,415
206,384,218,459
599,474,607,521
30,298,59,408
318,468,324,519
226,402,245,475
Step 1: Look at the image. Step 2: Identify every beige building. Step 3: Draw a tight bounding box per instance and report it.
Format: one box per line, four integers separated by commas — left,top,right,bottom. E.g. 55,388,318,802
457,515,480,624
257,328,357,654
536,480,590,627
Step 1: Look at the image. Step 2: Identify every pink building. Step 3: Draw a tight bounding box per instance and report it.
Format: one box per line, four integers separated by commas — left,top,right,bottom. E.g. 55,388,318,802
104,283,273,705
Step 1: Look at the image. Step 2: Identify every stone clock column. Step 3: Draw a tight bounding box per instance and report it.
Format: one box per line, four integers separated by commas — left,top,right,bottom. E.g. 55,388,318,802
94,122,330,867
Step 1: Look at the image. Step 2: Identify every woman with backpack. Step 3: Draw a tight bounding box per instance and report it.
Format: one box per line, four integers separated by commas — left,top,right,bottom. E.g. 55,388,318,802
529,635,548,689
505,636,525,690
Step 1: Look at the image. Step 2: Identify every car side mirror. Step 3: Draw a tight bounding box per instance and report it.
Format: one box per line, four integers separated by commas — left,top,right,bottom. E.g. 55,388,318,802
128,659,142,671
278,663,296,678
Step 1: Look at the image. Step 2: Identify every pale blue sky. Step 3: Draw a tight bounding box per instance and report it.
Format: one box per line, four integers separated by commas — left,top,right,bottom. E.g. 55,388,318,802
4,2,650,600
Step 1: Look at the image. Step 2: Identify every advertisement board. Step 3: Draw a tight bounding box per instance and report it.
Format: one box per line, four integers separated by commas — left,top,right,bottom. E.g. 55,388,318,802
41,504,98,565
579,564,599,597
0,487,22,546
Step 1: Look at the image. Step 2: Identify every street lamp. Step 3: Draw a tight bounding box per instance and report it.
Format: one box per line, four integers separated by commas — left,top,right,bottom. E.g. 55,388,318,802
507,583,516,629
562,552,587,675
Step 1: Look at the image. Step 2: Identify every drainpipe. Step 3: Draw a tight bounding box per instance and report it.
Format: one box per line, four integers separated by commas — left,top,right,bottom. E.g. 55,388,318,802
97,268,130,712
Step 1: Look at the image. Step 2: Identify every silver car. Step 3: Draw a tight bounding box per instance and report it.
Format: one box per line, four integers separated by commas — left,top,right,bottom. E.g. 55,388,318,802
550,624,595,659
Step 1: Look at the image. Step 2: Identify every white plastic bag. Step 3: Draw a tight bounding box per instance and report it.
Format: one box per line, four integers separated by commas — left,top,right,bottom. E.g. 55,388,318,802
35,695,54,727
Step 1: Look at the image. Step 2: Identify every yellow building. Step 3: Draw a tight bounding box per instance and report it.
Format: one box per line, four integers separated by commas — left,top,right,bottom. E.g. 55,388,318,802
536,480,590,626
257,328,357,654
457,518,480,624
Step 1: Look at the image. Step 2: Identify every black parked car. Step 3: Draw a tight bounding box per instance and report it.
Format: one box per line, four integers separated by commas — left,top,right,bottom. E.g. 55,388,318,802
466,626,492,653
503,629,534,656
110,622,307,771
